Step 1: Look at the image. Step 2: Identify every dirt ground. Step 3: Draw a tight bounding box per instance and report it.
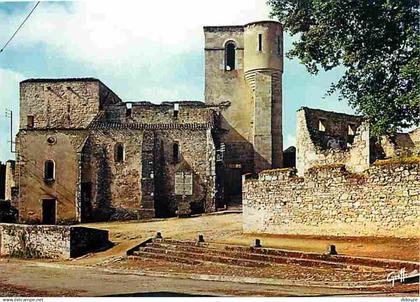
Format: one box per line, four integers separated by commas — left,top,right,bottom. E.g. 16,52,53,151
81,212,419,262
1,259,382,297
1,212,418,297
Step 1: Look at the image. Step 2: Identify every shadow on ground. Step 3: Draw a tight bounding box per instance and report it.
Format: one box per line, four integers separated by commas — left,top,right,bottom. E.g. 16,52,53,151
104,291,215,297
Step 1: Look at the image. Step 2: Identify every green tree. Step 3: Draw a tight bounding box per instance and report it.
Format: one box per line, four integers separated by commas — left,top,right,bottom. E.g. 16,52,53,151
268,0,419,135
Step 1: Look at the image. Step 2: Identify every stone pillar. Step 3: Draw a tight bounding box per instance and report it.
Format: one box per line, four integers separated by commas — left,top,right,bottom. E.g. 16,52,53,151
253,72,272,172
5,160,16,201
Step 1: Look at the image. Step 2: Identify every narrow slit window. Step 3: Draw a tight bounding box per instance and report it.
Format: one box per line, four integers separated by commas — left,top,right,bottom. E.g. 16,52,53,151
319,119,326,132
173,142,180,163
258,34,263,52
115,143,124,163
277,35,281,55
44,160,55,181
27,115,34,128
225,42,236,71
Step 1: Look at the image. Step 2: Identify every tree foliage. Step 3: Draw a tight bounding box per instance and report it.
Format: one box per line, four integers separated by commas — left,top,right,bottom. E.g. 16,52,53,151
268,0,419,135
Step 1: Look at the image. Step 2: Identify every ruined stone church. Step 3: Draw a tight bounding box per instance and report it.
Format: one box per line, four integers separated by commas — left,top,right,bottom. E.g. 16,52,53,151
13,21,284,224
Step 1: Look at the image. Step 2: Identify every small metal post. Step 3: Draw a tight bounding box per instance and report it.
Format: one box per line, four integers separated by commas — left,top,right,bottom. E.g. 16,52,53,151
328,244,338,255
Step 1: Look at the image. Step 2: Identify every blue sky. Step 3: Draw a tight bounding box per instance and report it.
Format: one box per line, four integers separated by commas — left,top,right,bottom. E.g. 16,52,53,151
0,0,353,162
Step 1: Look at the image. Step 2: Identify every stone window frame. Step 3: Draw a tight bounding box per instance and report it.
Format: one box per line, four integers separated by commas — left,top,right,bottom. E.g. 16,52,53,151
224,40,237,71
114,143,125,163
44,160,55,182
318,118,327,132
27,115,35,128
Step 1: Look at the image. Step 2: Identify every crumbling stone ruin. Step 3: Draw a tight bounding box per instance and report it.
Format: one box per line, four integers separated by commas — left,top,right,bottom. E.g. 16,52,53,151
15,79,221,224
243,107,419,238
4,19,419,236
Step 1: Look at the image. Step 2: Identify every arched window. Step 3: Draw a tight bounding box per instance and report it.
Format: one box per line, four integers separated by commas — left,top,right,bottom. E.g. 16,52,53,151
115,143,124,163
225,42,236,71
44,160,55,181
173,142,180,163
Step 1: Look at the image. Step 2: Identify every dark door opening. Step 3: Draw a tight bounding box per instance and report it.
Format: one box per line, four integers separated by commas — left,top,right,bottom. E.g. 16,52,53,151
42,199,56,224
224,167,242,208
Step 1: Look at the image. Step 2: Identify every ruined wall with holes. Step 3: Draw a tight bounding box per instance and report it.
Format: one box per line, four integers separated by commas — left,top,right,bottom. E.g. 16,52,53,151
373,128,420,160
19,79,121,130
296,107,370,176
243,162,420,237
0,223,110,259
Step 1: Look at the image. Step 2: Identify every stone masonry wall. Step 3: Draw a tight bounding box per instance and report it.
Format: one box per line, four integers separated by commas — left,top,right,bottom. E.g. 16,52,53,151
16,130,88,224
0,223,110,259
296,107,369,175
4,161,15,201
243,162,420,238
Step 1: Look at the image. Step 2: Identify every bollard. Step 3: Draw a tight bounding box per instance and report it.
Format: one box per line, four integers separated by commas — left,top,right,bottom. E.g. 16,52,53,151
156,232,162,239
328,244,338,255
254,239,262,248
198,234,205,243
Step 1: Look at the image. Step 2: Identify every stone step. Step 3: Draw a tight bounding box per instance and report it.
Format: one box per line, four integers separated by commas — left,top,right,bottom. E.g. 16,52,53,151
223,245,418,271
129,251,201,265
146,242,355,269
136,246,270,267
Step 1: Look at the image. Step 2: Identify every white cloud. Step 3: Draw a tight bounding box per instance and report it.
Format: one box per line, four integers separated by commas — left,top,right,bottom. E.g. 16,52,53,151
0,68,24,162
0,0,271,68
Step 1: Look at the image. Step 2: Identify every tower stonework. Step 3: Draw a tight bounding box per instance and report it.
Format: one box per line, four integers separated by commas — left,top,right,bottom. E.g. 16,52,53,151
204,21,283,174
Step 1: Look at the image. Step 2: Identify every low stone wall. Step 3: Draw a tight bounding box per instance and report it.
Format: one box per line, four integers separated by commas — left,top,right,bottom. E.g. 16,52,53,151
0,224,111,259
243,162,420,238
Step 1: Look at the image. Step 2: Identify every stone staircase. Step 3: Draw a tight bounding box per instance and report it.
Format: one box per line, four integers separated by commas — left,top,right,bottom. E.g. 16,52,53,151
127,237,419,272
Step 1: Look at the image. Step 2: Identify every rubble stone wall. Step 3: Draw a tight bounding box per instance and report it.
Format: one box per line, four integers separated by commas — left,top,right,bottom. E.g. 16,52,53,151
296,107,369,175
0,223,110,259
19,79,121,130
243,162,420,237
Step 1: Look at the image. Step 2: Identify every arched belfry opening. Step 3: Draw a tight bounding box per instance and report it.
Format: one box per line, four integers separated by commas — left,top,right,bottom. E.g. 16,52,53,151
225,41,236,71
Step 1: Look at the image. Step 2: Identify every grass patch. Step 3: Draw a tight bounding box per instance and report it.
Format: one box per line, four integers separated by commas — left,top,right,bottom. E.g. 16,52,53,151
374,156,420,167
307,163,345,173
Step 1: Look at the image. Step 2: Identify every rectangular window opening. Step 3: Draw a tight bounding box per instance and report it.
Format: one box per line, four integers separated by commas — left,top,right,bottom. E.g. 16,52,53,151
27,115,34,128
319,119,326,132
174,103,179,119
277,35,281,55
126,103,133,117
173,142,180,163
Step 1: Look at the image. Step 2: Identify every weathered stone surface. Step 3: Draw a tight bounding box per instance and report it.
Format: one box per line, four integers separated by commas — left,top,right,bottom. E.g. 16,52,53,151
0,223,111,259
243,163,420,237
296,107,369,176
15,79,218,224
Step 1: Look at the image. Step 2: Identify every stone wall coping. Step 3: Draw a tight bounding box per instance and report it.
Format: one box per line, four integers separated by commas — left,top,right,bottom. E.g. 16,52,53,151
245,162,420,184
297,106,365,119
